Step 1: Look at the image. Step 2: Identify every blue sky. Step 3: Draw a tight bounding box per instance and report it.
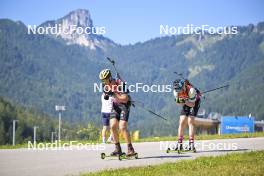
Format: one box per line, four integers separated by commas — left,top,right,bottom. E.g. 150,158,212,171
1,0,264,44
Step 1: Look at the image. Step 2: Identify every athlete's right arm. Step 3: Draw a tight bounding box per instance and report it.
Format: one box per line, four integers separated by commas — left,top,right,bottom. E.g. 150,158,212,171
173,90,185,105
113,93,129,103
184,87,196,107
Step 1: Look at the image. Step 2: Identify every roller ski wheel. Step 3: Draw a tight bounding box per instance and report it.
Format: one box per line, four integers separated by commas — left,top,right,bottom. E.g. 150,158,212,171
118,152,139,160
100,153,106,159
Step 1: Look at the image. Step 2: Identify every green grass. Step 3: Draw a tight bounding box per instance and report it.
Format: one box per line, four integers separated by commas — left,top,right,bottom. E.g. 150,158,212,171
81,150,264,176
1,132,264,149
0,143,28,149
0,140,101,149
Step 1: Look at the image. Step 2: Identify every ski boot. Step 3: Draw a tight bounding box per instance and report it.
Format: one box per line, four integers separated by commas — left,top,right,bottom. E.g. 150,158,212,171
188,141,196,153
124,143,138,159
110,143,123,156
126,144,136,156
175,142,184,153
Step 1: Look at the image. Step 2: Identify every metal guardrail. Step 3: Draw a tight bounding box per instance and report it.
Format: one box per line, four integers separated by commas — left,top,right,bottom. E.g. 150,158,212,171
194,117,220,127
255,121,264,127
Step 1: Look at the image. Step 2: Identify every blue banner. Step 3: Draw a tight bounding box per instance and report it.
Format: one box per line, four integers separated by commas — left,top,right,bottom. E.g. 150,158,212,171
221,116,255,134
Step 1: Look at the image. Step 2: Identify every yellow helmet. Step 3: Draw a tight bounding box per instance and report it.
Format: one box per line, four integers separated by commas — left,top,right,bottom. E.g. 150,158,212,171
99,69,111,80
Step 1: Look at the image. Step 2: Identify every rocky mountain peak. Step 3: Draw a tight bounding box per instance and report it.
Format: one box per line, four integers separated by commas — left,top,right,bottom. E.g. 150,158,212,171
61,9,93,28
40,9,116,50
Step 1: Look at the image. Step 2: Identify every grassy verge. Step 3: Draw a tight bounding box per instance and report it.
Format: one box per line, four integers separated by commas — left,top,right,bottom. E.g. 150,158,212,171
0,140,101,149
1,132,264,149
81,150,264,176
0,143,28,149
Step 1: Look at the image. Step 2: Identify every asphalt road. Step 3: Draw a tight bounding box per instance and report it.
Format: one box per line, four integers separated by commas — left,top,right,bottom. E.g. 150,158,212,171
1,137,264,176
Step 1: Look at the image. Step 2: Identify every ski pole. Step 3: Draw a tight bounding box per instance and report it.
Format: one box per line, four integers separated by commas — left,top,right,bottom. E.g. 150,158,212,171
131,100,168,121
201,84,229,94
106,57,123,81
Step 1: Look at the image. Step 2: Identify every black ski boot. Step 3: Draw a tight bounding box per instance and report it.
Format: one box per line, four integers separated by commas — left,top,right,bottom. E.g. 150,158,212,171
111,143,123,156
126,143,136,157
175,141,183,151
189,141,196,152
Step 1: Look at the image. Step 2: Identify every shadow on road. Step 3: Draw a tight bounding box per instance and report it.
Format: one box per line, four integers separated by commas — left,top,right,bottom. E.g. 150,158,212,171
138,155,191,160
195,148,249,153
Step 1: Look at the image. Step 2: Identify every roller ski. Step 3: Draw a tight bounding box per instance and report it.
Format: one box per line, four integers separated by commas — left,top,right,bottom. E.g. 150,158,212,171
101,143,138,160
166,142,183,154
100,152,122,160
166,141,196,154
100,152,139,161
121,152,139,160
